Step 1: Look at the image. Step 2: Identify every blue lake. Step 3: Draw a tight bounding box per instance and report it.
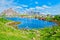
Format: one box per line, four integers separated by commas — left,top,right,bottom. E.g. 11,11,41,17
7,17,57,29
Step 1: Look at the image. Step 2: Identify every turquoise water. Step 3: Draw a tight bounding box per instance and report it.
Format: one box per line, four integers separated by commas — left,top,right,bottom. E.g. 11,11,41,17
7,17,57,29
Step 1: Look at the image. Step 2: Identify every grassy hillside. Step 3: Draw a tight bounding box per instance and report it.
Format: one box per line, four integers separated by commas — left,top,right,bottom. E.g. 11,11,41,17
0,17,60,40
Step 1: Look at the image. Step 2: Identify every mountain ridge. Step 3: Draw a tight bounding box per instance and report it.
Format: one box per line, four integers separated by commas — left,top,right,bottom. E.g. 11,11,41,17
0,8,20,17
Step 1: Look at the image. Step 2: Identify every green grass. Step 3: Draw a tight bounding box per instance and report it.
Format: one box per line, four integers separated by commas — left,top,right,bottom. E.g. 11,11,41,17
0,17,12,23
0,17,60,40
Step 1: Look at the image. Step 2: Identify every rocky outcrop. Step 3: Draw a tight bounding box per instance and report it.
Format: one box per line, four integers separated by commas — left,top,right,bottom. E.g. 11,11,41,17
1,8,20,17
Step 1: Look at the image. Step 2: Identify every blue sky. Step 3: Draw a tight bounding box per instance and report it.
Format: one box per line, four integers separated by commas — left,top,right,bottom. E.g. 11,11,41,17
0,0,60,15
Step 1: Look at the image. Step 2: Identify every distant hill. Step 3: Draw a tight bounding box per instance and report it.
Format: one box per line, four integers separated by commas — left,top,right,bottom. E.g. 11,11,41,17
0,8,20,17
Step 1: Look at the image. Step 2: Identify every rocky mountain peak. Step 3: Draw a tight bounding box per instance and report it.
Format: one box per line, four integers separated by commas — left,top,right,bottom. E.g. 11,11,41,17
1,8,19,17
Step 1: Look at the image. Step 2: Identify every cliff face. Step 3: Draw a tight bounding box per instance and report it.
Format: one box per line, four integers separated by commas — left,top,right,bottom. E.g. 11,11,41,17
1,8,20,17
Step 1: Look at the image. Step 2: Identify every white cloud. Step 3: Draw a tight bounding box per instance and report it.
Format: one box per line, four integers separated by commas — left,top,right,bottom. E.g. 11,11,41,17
21,4,28,7
29,8,35,10
35,1,38,4
0,0,60,15
0,0,14,8
0,0,15,13
0,0,13,5
25,8,34,12
36,6,45,10
42,5,51,8
15,6,23,9
25,6,45,12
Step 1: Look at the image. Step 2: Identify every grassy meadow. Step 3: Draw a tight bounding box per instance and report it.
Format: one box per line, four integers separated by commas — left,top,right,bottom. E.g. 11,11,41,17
0,17,60,40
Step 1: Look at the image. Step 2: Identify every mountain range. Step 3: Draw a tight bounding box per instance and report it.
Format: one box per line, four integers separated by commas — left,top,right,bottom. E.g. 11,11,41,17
0,8,20,17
